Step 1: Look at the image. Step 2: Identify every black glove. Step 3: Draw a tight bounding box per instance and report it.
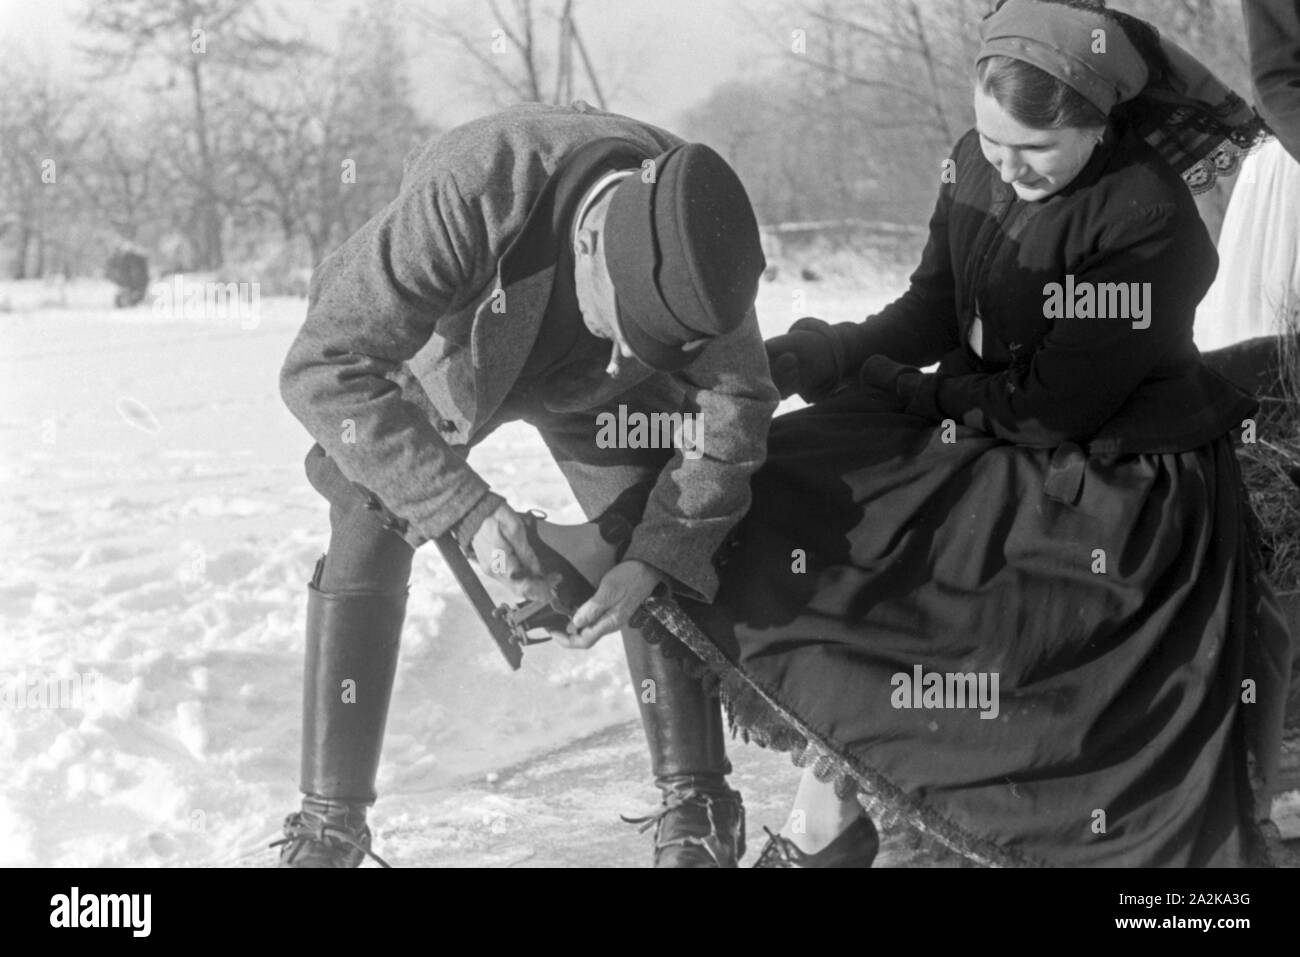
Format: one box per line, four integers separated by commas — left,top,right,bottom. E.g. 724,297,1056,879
764,317,846,401
857,354,943,419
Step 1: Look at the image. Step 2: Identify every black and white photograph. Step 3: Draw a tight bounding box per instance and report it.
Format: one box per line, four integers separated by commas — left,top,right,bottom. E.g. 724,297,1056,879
3,0,1300,905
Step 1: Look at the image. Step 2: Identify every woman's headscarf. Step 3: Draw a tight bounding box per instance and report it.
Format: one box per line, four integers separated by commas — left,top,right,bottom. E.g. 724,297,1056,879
977,0,1272,193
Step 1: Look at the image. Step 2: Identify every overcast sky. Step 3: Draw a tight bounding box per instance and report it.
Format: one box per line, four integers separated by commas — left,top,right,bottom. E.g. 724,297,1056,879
0,0,784,132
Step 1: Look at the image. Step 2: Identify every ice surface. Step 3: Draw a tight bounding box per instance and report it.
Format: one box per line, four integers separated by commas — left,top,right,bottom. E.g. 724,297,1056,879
0,270,897,866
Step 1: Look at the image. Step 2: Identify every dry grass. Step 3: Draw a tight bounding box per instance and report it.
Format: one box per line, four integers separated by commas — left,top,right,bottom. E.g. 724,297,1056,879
1240,305,1300,596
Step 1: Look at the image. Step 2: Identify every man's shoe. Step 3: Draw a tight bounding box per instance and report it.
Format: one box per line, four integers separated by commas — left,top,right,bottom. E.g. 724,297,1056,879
526,516,744,869
619,632,743,867
752,815,879,868
272,795,391,868
623,778,746,868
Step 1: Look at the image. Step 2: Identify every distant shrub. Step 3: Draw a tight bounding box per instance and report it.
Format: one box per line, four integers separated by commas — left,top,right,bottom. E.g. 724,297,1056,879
215,245,312,297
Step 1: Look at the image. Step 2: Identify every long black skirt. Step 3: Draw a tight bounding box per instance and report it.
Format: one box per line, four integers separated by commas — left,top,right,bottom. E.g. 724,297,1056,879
664,390,1291,867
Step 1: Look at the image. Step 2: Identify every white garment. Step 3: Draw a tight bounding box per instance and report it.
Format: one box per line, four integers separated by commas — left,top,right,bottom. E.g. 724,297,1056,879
1194,138,1300,351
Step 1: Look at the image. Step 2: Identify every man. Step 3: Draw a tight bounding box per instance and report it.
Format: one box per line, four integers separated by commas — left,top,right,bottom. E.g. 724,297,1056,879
106,241,149,308
274,100,778,868
1244,0,1300,161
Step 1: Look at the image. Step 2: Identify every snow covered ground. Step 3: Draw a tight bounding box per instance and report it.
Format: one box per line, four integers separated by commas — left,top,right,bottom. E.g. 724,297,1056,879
0,265,902,867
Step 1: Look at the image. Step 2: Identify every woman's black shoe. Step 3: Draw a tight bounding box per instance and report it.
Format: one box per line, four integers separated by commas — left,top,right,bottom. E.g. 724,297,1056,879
752,815,879,868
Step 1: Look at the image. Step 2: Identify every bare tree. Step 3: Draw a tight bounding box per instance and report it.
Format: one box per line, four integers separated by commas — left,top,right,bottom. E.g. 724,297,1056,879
81,118,164,245
79,0,311,269
690,0,985,229
404,0,608,110
233,0,433,266
0,46,91,278
703,0,1253,239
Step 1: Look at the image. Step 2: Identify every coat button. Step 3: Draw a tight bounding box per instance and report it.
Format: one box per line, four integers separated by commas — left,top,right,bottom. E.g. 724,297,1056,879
437,419,458,433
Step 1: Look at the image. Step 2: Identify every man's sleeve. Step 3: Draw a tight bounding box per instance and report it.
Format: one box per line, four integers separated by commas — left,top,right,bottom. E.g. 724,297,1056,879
1244,0,1300,162
279,170,503,546
622,312,780,601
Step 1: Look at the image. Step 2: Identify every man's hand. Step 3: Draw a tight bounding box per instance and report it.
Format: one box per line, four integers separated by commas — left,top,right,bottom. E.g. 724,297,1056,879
557,560,667,649
468,502,556,603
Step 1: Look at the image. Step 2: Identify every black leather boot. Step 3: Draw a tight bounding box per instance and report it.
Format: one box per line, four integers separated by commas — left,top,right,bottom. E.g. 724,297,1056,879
482,514,744,867
752,816,880,868
620,626,745,868
273,555,406,868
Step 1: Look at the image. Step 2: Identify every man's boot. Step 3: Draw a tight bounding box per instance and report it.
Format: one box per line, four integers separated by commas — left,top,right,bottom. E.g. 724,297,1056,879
621,627,745,868
273,555,406,868
518,515,744,867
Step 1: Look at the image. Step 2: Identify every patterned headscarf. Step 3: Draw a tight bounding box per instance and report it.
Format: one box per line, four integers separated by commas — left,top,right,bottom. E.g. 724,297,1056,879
977,0,1271,193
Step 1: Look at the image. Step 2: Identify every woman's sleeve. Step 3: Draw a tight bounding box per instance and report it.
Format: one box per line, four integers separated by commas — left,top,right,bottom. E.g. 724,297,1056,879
909,202,1209,447
1244,0,1300,163
831,147,963,371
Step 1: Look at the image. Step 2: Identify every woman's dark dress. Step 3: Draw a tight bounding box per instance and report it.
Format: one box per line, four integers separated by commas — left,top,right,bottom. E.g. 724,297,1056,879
670,122,1293,867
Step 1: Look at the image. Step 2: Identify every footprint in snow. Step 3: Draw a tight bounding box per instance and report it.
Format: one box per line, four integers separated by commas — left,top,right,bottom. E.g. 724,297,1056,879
115,396,160,435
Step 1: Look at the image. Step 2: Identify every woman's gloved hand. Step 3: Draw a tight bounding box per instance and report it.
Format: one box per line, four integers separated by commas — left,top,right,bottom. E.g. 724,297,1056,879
858,353,919,393
764,317,846,402
857,354,943,419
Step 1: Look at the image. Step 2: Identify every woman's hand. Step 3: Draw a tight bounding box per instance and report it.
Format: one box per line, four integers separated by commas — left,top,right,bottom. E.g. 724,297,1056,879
855,354,919,409
558,560,668,649
765,317,842,401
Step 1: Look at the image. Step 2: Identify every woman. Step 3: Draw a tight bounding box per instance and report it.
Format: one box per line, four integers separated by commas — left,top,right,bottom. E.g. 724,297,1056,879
1194,137,1300,351
648,0,1291,867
